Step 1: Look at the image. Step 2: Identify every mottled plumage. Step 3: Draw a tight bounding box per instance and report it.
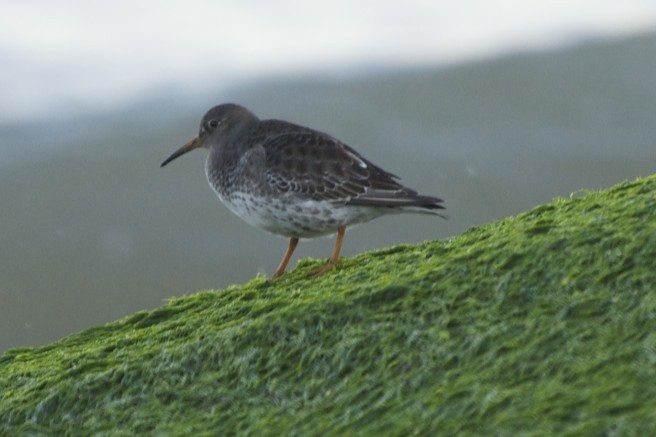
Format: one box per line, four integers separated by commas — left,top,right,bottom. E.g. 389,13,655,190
161,103,445,278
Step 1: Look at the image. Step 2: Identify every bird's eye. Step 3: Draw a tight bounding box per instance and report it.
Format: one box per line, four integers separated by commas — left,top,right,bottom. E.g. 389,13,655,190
208,119,219,129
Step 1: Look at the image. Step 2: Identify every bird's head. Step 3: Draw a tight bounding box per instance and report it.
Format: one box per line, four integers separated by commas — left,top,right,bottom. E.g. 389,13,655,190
160,103,258,167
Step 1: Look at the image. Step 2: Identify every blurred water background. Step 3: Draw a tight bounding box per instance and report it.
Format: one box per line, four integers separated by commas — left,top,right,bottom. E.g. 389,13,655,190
1,1,655,352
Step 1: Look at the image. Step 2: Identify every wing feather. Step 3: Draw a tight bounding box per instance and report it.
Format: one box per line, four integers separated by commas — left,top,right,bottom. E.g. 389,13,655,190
247,120,444,212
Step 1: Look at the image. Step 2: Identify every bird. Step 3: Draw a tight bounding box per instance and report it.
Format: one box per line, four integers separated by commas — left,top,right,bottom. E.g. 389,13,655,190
161,103,445,279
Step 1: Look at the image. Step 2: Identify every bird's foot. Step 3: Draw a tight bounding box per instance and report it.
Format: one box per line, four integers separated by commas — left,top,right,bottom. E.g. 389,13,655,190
311,258,341,278
269,269,286,280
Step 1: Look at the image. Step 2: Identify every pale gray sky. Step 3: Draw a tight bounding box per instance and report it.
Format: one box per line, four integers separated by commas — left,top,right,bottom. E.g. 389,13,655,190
1,0,655,121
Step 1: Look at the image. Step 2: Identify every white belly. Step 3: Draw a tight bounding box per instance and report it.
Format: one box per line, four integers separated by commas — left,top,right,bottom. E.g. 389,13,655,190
214,190,383,239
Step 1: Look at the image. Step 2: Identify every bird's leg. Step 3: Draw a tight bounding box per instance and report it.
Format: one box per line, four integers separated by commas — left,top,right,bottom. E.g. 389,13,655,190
314,225,346,277
271,237,299,279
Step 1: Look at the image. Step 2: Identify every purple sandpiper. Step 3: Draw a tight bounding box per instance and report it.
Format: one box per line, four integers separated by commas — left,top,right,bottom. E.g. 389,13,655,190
161,103,445,278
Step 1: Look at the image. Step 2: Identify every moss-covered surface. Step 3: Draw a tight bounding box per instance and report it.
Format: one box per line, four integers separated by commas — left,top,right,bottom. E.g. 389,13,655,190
2,175,656,435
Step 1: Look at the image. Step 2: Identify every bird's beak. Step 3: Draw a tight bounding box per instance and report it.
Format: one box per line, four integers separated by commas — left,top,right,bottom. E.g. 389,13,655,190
160,136,204,167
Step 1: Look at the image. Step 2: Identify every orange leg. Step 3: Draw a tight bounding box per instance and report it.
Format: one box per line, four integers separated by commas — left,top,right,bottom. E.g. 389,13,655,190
314,225,346,277
271,237,299,279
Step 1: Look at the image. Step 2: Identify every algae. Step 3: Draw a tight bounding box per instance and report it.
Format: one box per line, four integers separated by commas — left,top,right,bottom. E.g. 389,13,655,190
1,175,655,435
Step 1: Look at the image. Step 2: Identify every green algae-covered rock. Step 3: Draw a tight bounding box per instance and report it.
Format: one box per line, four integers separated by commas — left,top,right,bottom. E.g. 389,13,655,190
2,174,656,435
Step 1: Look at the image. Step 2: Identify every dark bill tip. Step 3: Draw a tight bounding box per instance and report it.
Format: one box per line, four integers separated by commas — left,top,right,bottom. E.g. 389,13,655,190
160,136,202,167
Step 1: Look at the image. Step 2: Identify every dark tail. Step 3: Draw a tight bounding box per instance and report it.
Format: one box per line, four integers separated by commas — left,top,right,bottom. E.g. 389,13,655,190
348,192,447,218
